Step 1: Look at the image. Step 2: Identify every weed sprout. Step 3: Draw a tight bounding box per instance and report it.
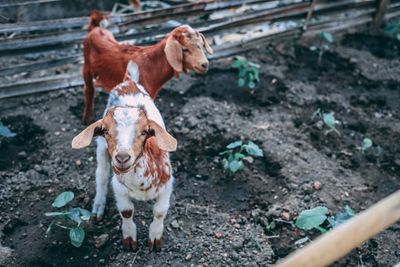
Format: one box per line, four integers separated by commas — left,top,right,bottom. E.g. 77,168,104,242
45,191,92,247
231,56,260,89
220,140,263,173
309,32,334,66
311,109,341,136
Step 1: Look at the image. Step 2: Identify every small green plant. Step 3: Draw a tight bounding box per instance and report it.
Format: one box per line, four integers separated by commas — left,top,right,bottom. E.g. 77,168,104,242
220,140,263,173
384,20,400,41
357,137,383,166
310,32,334,66
311,109,341,136
231,56,260,89
0,121,16,145
45,191,92,247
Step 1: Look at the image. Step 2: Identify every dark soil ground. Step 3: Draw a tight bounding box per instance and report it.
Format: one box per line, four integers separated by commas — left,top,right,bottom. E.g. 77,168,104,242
0,32,399,267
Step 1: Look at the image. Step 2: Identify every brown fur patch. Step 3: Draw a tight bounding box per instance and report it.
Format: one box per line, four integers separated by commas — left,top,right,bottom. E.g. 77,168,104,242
121,210,133,218
143,137,171,185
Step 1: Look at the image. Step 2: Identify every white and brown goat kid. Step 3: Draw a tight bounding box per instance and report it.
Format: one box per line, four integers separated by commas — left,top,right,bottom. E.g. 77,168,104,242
71,61,177,251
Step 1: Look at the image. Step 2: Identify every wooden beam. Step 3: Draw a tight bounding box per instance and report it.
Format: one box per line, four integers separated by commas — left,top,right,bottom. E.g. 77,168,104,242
277,190,400,267
373,0,390,30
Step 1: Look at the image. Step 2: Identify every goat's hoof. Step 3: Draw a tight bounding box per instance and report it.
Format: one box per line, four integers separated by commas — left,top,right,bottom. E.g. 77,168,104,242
122,237,139,252
147,239,162,252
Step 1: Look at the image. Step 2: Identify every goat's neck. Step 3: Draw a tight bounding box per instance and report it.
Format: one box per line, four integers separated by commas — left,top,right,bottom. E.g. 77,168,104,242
138,40,175,99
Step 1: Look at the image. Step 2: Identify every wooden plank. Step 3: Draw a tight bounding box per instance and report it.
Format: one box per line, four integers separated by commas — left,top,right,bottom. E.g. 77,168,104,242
0,0,60,8
277,190,400,267
0,75,83,99
373,0,390,30
0,56,80,77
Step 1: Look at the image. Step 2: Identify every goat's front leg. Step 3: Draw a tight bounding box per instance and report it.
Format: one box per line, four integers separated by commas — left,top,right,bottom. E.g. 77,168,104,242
148,180,173,252
92,137,111,220
112,176,138,251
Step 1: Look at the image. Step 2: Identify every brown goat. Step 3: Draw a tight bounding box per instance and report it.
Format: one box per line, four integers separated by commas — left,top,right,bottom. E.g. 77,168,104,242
82,12,213,124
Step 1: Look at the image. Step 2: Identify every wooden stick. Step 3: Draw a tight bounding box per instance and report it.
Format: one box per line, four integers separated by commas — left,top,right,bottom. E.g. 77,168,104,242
277,190,400,267
303,0,318,31
372,0,390,31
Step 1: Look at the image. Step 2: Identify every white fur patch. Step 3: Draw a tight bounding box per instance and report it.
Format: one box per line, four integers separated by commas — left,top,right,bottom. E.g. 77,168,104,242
114,107,139,149
126,61,140,83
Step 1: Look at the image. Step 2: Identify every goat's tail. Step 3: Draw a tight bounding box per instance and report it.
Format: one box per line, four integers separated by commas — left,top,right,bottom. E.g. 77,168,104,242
87,10,107,32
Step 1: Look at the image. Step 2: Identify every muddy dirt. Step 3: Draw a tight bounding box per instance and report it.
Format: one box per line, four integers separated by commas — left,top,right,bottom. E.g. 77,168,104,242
0,33,399,267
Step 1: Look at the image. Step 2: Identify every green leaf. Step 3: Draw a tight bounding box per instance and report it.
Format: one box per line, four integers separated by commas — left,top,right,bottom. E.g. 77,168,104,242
322,113,337,129
295,206,329,230
311,108,321,120
315,225,328,234
328,205,354,228
294,236,309,245
78,208,93,221
362,138,373,151
254,69,260,82
69,227,85,247
344,205,354,216
226,141,243,149
0,124,16,138
229,160,243,173
233,152,246,160
249,81,256,89
238,78,245,87
68,208,82,224
319,32,334,43
52,191,74,208
244,141,263,157
238,67,247,78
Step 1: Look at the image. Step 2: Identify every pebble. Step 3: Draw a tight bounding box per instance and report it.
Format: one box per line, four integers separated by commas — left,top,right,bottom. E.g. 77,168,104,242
185,254,192,261
230,251,240,261
171,219,180,229
95,234,109,248
99,259,105,264
313,181,322,190
281,211,291,221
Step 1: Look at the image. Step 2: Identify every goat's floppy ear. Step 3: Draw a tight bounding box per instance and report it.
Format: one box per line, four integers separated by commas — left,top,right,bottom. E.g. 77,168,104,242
200,33,213,54
126,60,140,83
148,120,177,152
72,119,103,149
165,36,183,72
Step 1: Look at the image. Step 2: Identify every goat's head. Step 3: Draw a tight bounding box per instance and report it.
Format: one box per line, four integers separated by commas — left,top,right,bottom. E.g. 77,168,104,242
72,107,177,174
165,25,213,74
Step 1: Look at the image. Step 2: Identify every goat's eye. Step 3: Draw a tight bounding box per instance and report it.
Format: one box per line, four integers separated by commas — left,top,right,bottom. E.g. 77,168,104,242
141,130,148,136
182,48,189,53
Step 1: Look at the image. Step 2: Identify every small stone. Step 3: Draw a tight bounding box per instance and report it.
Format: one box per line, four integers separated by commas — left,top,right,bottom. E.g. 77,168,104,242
281,211,290,221
18,151,27,158
95,234,109,248
83,255,89,260
313,181,322,190
75,160,82,166
185,254,192,261
232,238,244,250
303,195,311,202
230,251,240,260
54,131,60,136
171,219,180,229
215,231,223,239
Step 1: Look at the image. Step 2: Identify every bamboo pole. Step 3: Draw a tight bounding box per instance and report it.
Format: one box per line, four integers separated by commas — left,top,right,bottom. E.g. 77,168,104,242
276,190,400,267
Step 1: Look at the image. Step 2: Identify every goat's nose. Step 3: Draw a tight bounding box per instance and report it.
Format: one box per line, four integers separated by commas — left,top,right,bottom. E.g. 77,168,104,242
115,152,131,164
201,62,209,69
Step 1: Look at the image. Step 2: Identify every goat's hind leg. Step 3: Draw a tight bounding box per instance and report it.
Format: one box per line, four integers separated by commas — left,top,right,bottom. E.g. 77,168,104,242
148,179,173,252
92,137,111,220
112,176,138,251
